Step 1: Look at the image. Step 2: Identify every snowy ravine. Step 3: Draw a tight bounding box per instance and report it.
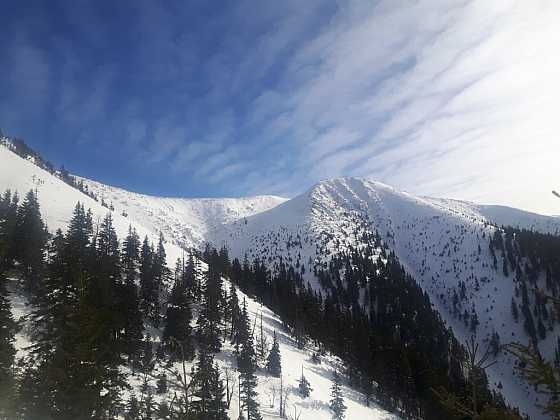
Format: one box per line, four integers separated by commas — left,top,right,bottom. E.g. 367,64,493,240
81,173,560,418
1,143,398,419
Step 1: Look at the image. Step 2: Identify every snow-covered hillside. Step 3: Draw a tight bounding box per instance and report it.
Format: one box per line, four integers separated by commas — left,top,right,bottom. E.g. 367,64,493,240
210,178,560,419
1,142,397,419
3,142,560,418
80,177,287,250
0,145,184,265
79,172,560,418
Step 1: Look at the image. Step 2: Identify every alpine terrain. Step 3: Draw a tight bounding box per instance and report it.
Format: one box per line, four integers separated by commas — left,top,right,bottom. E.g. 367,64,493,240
1,136,559,420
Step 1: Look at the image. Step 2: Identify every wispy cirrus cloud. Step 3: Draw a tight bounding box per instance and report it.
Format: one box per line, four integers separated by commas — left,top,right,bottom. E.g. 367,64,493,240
1,0,559,212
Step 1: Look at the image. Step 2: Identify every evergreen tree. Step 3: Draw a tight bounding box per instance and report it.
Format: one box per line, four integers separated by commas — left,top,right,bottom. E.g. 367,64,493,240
329,372,347,420
0,274,17,417
196,263,223,353
297,367,313,398
266,330,282,377
228,281,241,342
124,394,140,420
237,299,262,420
140,236,159,324
163,268,193,360
208,363,228,420
121,226,140,284
0,190,18,271
255,312,269,368
191,346,214,416
21,207,126,419
153,232,169,286
15,190,47,290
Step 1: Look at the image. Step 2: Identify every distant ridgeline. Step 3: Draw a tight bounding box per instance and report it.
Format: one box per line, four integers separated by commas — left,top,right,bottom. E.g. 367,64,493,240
0,133,101,205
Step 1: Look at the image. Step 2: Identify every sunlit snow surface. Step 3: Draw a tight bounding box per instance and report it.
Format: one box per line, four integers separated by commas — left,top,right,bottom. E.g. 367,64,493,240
1,145,398,419
3,143,560,419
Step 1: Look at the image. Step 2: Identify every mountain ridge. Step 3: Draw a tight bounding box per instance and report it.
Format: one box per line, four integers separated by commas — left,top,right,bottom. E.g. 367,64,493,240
2,139,560,418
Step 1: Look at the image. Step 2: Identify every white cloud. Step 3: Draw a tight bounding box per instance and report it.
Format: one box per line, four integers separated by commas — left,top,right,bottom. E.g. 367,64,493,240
251,0,560,215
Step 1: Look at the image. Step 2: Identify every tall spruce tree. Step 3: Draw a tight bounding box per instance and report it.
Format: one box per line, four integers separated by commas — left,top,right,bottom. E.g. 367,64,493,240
228,281,241,343
196,262,223,353
297,367,312,398
237,298,261,420
163,264,193,359
15,190,47,291
119,226,143,359
329,372,347,420
0,273,17,417
266,330,281,377
208,363,228,420
256,312,269,368
0,190,18,271
140,236,159,324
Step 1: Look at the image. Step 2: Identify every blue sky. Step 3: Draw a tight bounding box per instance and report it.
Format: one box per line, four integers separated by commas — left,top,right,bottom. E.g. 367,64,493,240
1,0,559,214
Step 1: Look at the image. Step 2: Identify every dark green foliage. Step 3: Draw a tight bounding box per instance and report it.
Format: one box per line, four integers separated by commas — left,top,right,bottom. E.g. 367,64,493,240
0,190,19,271
191,348,228,419
163,260,193,359
508,343,560,418
14,190,48,290
235,299,262,420
298,368,313,398
140,235,160,325
266,330,281,377
124,394,140,420
227,280,241,344
12,199,129,419
489,227,560,344
0,274,17,417
196,262,224,353
223,239,495,418
329,372,347,420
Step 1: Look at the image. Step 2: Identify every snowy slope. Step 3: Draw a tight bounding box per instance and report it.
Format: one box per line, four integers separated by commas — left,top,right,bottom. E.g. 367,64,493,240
6,274,398,420
209,178,560,419
4,141,560,418
79,177,287,250
0,145,185,265
59,172,560,417
1,144,397,419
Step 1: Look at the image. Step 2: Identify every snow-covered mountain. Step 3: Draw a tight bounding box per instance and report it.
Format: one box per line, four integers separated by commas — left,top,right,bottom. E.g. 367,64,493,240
78,177,287,250
3,140,560,418
0,141,399,419
82,175,560,419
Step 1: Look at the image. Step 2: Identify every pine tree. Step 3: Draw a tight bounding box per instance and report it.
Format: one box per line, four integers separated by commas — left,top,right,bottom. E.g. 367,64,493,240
14,189,47,291
255,312,269,368
122,225,140,284
329,372,347,420
65,202,93,272
22,206,126,419
124,394,140,420
192,346,214,416
208,363,228,420
228,281,241,342
0,190,18,271
196,262,223,353
0,274,17,416
139,236,159,324
297,367,312,398
266,330,282,377
237,299,262,420
163,269,193,360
